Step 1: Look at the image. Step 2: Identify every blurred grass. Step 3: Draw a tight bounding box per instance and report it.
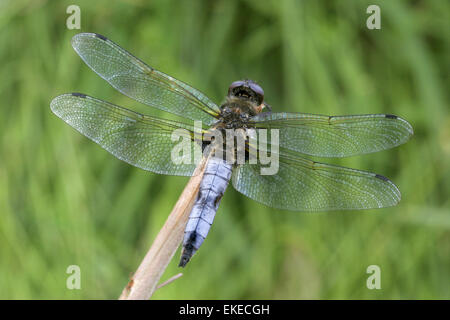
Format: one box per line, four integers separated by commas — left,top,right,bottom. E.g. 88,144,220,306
0,0,449,299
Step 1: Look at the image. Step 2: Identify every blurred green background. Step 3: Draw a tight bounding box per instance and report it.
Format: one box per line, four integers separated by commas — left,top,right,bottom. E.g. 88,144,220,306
0,0,448,299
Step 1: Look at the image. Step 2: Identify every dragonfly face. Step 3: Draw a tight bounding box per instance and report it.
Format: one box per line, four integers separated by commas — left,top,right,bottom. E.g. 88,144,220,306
50,33,413,267
212,80,267,132
228,79,264,106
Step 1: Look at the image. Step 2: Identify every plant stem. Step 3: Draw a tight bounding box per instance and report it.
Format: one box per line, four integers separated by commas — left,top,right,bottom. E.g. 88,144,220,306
118,156,209,300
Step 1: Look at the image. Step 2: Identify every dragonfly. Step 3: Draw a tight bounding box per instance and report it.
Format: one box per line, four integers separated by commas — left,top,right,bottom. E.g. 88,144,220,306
50,33,413,267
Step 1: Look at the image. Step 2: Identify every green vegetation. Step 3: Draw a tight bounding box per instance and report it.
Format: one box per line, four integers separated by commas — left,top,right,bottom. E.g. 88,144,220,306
0,0,448,299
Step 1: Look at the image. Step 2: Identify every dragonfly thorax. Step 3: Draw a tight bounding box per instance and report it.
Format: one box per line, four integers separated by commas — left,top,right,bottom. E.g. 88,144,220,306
218,97,261,129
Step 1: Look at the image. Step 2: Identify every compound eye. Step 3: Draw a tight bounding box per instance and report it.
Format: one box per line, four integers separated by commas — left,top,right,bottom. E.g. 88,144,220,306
228,80,245,93
249,83,264,97
249,83,264,104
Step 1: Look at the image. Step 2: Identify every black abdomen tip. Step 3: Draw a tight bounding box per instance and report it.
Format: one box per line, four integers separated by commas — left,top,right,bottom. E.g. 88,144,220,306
178,255,191,268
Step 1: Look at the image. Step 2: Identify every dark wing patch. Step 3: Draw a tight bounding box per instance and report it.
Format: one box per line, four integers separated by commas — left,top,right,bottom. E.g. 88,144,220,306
94,33,107,41
71,92,87,98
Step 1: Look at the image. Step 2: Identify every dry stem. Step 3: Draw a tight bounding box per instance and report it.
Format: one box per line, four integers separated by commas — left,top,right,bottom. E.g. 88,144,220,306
118,157,208,300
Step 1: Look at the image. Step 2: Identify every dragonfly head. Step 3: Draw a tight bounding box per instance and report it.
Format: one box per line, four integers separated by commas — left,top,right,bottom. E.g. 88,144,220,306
228,79,264,107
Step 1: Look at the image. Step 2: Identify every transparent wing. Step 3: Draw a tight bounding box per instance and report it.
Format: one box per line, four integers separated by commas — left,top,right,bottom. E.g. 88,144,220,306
232,149,401,211
71,33,220,125
50,93,200,176
249,112,413,157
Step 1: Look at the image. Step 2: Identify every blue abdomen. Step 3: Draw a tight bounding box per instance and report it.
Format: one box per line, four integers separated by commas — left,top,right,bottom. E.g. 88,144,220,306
179,157,232,267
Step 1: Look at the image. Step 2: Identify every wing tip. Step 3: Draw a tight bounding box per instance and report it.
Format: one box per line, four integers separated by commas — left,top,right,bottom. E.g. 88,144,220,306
374,173,402,207
403,118,414,137
49,97,58,114
385,113,414,140
50,94,67,113
50,93,87,116
71,32,108,49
